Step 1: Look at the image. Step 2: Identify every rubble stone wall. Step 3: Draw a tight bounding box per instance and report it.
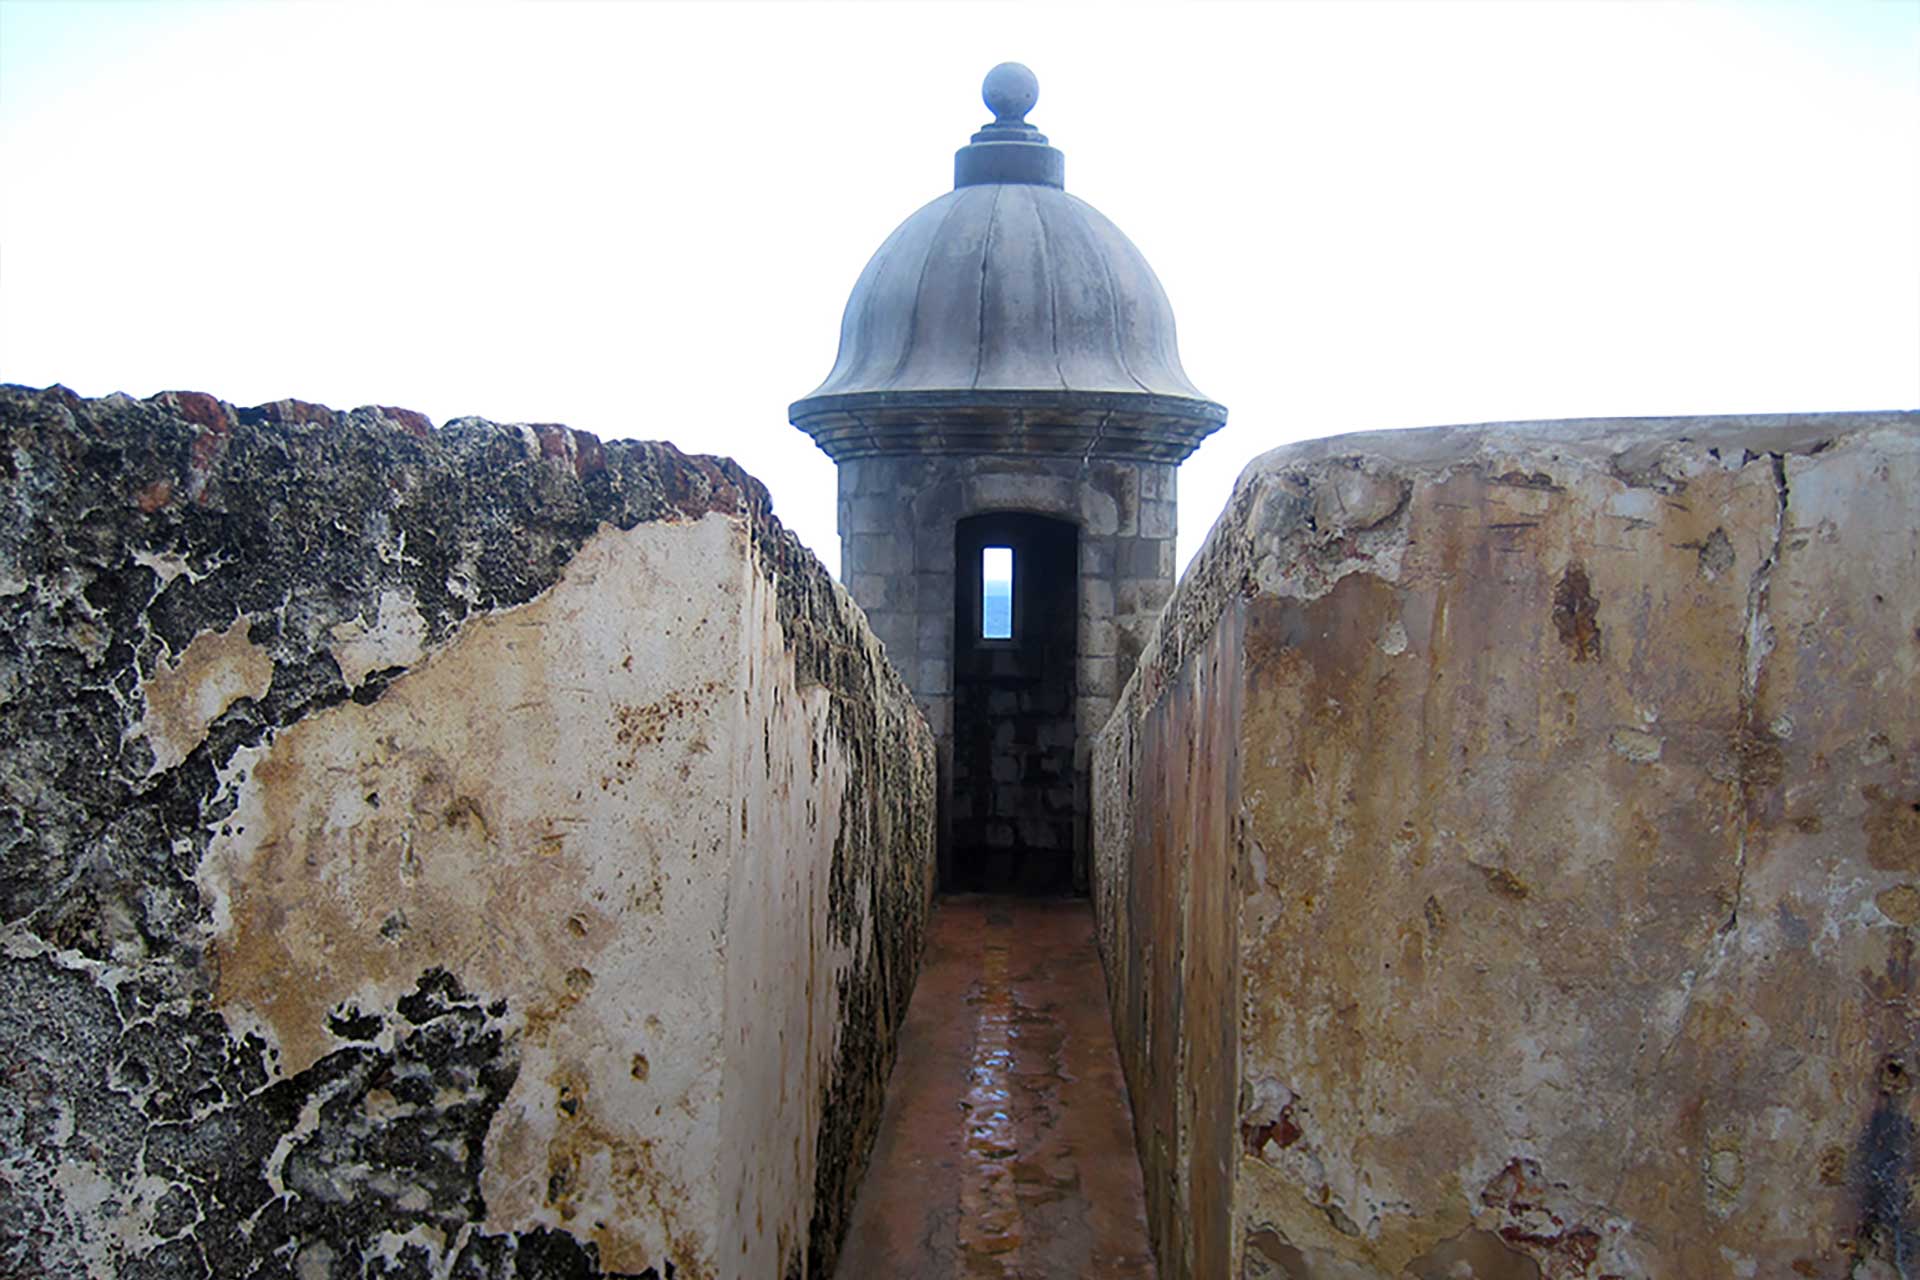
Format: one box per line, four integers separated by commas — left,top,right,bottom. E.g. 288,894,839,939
0,385,935,1279
1094,411,1920,1279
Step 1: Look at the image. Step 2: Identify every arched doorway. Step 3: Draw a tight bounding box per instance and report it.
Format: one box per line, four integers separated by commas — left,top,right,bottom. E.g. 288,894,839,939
949,512,1079,894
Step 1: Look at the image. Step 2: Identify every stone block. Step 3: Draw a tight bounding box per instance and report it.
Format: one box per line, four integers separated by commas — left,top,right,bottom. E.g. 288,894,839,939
1083,614,1118,658
1080,577,1115,621
846,531,910,577
1018,817,1062,847
1110,462,1142,536
1079,537,1116,579
860,454,935,496
1119,575,1173,619
845,571,909,614
1118,536,1173,579
1079,484,1120,536
967,469,1076,516
912,531,950,573
915,570,956,611
1094,410,1920,1280
872,616,919,671
849,495,904,535
911,475,963,530
1138,498,1176,539
917,656,949,694
1080,655,1118,698
917,611,949,653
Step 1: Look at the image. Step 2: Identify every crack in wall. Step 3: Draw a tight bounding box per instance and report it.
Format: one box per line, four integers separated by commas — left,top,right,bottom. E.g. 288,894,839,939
1728,451,1790,935
1611,448,1793,1216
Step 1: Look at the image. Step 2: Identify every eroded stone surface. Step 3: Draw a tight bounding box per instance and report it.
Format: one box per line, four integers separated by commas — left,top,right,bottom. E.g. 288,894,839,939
1094,412,1920,1279
0,385,934,1278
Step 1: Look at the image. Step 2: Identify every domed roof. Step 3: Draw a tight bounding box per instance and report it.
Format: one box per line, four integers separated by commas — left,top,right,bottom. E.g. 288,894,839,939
790,64,1226,463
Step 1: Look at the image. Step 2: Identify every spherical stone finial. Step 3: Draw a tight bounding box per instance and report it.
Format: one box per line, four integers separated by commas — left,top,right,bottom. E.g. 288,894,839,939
983,62,1039,123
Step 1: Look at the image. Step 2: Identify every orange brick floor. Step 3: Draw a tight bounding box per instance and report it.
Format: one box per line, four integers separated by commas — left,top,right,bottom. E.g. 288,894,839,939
833,896,1157,1279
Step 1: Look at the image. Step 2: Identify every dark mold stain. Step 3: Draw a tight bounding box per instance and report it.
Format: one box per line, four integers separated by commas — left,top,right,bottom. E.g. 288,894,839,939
1697,526,1736,578
0,958,629,1277
1475,863,1532,901
1550,563,1602,662
1864,784,1920,872
1851,938,1919,1274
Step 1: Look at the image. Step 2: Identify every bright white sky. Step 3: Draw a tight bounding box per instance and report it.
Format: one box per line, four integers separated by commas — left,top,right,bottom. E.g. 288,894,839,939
3,0,1915,576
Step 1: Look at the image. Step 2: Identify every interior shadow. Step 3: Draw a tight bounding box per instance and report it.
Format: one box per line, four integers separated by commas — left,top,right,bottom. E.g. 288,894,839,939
949,512,1079,896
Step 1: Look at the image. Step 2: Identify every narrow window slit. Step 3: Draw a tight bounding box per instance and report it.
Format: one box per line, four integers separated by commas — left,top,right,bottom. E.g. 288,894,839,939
982,546,1013,640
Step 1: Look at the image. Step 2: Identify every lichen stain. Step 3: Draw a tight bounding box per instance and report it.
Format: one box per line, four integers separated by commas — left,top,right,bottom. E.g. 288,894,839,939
1696,527,1736,580
1475,863,1533,901
138,613,274,772
614,683,723,777
1852,938,1920,1272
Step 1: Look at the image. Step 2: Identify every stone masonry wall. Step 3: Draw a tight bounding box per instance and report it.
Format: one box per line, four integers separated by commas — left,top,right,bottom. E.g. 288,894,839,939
1094,411,1919,1279
0,385,936,1279
840,450,1176,889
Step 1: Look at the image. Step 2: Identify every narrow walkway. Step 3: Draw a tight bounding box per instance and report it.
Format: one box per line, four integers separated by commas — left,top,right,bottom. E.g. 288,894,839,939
834,896,1157,1279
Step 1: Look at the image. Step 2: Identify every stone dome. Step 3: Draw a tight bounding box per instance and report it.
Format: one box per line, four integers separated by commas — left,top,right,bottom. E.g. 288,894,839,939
790,65,1226,462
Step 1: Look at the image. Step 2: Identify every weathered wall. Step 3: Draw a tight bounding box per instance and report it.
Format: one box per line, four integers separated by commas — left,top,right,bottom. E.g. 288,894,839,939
1094,411,1920,1279
0,385,935,1279
1093,591,1242,1280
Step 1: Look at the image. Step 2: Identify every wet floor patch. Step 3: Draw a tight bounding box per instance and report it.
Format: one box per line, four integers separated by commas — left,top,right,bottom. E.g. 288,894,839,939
833,896,1156,1279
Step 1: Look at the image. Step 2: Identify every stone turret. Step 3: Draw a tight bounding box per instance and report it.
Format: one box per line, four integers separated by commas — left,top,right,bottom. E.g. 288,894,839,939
793,64,1225,893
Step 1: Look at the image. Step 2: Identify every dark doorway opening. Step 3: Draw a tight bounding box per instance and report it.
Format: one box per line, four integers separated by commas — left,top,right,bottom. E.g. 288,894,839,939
950,513,1079,895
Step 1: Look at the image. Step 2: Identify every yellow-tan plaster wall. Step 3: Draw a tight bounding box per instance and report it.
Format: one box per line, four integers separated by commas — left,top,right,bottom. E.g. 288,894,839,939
200,513,933,1277
1096,412,1919,1279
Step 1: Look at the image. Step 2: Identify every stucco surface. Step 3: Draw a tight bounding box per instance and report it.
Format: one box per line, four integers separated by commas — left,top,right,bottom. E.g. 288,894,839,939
0,385,934,1279
1095,411,1920,1279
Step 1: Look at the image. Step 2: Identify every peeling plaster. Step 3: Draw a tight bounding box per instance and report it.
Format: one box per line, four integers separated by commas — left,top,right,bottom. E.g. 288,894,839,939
0,384,934,1280
136,615,274,774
